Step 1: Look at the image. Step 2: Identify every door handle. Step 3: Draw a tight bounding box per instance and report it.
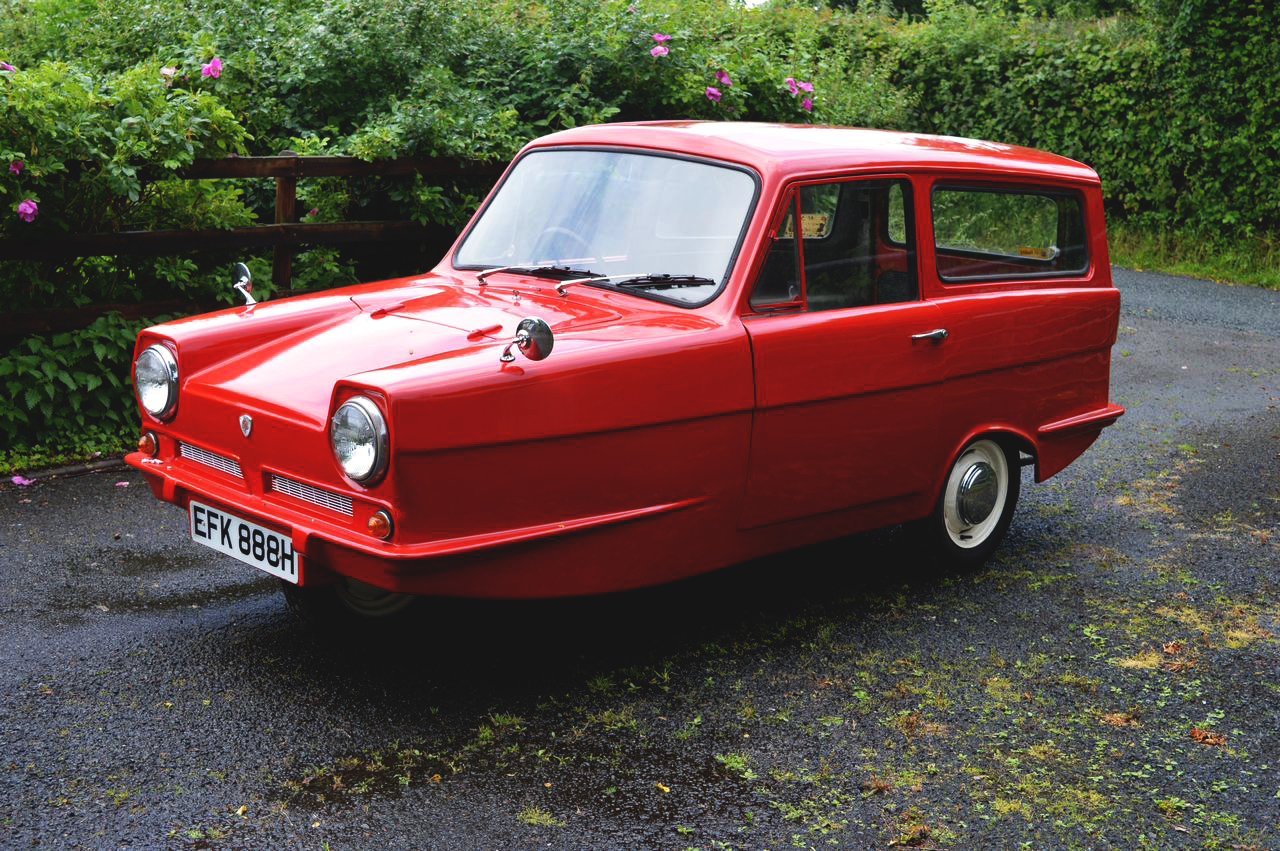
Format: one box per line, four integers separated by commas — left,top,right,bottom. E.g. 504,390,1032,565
911,328,949,343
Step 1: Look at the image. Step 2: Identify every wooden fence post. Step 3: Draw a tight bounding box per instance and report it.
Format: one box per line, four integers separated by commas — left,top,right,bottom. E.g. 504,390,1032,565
272,148,298,291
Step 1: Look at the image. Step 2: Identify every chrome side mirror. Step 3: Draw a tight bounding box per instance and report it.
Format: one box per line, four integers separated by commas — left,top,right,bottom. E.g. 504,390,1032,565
232,262,256,306
500,317,554,363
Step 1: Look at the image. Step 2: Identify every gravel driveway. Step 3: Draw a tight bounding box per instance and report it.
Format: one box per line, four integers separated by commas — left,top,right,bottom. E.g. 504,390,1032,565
2,268,1277,850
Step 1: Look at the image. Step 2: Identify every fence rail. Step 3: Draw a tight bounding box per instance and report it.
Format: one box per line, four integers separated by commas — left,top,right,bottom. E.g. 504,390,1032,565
0,154,505,279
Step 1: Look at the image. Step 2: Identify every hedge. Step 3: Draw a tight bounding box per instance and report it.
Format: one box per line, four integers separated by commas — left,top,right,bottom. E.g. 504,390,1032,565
0,0,1276,450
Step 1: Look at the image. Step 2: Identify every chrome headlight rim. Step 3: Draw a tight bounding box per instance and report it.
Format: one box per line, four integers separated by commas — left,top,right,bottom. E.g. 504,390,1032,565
329,395,389,485
134,343,179,421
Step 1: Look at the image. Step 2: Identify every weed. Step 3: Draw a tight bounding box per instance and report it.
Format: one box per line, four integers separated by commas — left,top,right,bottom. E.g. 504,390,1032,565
714,752,758,782
516,805,564,828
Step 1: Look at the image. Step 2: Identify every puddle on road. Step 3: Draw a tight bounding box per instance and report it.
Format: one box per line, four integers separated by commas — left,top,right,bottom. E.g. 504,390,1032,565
49,544,280,615
109,548,208,577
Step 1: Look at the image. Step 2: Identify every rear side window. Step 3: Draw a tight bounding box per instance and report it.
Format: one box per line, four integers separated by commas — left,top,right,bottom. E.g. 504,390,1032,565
932,186,1088,281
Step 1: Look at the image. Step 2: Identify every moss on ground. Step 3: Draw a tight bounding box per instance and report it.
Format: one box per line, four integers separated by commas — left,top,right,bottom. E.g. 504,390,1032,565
268,451,1278,849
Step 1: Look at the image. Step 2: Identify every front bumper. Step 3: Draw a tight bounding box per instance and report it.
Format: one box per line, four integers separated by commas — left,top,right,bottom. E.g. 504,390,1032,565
127,447,697,596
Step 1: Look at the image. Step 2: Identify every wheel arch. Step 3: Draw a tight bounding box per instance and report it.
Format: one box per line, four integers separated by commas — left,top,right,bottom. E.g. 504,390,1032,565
931,425,1036,505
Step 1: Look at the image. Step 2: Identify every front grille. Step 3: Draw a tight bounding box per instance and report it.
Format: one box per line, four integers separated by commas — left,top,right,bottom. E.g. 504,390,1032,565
178,442,244,478
269,474,353,516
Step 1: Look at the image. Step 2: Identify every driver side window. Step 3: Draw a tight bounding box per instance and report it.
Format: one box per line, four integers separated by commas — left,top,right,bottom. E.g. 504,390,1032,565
749,178,917,312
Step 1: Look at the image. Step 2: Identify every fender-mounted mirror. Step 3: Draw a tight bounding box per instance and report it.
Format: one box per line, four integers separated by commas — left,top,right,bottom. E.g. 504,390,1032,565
500,317,554,363
232,262,256,306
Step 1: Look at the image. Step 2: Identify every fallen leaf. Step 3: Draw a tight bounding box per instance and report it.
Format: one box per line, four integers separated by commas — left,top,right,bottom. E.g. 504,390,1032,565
860,776,894,795
1102,711,1140,727
889,824,931,848
1190,727,1226,746
115,481,129,487
655,782,670,794
10,475,33,486
235,805,247,817
1162,640,1185,655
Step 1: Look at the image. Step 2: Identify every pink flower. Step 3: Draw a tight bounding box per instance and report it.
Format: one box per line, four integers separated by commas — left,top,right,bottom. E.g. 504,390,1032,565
801,97,813,112
11,475,33,486
651,33,671,43
798,80,814,93
201,57,222,79
715,70,732,88
160,65,176,77
308,208,319,217
17,199,37,222
706,86,721,103
0,62,14,72
8,160,22,175
650,45,668,58
785,77,798,95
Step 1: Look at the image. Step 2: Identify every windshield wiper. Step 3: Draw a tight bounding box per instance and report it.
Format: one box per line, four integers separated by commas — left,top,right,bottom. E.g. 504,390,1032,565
614,273,717,290
476,264,601,284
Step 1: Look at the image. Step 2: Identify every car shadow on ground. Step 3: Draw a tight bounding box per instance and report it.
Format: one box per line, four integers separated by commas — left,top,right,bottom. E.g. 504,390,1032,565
234,522,975,707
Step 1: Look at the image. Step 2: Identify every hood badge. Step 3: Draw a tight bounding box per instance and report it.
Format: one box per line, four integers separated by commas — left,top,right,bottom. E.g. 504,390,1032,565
239,414,253,438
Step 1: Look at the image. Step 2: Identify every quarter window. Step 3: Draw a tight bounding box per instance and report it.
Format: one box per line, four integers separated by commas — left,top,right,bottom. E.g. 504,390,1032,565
932,186,1088,280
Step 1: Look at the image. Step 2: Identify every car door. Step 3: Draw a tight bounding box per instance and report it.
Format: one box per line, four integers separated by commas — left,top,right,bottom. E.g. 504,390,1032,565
740,176,948,529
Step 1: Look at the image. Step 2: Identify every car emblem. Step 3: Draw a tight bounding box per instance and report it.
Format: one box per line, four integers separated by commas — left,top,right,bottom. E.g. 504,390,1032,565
239,414,253,437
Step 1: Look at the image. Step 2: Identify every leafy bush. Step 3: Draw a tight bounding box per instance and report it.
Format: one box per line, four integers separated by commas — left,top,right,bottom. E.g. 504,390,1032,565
1,0,1278,458
0,313,158,448
0,58,252,311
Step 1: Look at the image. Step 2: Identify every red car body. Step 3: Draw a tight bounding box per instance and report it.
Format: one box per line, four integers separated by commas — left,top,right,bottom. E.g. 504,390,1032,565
127,122,1122,610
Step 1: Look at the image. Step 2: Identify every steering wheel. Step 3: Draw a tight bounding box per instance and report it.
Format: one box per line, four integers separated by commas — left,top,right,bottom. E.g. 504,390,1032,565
533,226,591,260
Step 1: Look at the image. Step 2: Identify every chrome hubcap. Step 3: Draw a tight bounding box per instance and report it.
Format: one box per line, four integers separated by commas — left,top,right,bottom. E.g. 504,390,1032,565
957,461,998,526
941,439,1010,550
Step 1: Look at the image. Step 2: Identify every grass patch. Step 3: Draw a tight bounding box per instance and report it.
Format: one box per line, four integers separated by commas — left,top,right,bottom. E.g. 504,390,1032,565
516,805,564,828
0,426,132,476
1110,222,1280,290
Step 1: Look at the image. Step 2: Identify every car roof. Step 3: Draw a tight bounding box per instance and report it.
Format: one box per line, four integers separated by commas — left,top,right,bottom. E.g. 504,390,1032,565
525,121,1099,184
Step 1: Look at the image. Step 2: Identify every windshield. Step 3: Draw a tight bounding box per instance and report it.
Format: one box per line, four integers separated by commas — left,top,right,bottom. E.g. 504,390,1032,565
454,149,757,305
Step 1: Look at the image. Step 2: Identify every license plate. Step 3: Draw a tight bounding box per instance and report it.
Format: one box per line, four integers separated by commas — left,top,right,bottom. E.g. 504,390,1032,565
190,501,300,583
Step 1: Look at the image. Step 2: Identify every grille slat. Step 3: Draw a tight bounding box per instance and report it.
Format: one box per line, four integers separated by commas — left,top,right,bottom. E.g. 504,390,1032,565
178,443,244,478
269,474,353,516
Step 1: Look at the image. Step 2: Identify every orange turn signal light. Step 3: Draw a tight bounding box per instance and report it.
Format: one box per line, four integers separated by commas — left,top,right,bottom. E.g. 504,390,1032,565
137,431,158,457
367,510,393,540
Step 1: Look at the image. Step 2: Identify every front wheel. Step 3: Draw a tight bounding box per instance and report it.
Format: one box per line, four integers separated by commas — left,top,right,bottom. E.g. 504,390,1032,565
280,578,419,628
923,438,1020,569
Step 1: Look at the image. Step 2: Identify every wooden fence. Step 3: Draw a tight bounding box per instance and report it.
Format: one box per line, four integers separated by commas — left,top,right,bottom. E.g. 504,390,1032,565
0,154,505,337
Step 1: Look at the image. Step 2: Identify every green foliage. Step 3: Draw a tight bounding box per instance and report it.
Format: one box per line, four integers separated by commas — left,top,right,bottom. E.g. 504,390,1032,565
0,425,133,476
0,56,252,311
1155,0,1280,235
0,313,159,449
1,0,1278,461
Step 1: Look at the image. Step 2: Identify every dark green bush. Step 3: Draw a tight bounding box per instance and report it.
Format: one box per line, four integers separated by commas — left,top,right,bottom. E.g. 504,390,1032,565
1,0,1278,455
0,313,157,445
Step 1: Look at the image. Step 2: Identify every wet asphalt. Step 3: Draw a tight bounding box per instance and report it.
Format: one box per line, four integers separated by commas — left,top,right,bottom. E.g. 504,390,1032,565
1,268,1277,850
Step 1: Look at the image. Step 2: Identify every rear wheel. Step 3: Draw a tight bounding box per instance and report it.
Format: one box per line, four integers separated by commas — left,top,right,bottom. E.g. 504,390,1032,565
924,438,1020,569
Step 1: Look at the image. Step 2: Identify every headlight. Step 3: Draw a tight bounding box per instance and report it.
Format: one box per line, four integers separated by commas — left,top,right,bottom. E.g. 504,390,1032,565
134,344,178,420
330,396,388,484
